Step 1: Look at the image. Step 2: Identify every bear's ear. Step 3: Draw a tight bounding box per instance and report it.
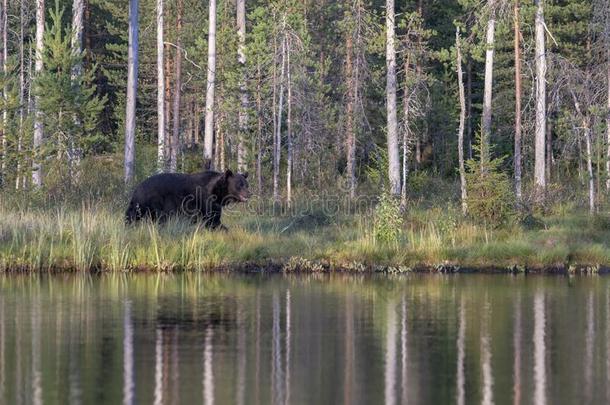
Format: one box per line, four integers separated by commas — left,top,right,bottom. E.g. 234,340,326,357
243,172,249,179
224,169,234,178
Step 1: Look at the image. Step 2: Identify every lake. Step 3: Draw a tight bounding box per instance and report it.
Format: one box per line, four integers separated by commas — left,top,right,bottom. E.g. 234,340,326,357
0,273,608,404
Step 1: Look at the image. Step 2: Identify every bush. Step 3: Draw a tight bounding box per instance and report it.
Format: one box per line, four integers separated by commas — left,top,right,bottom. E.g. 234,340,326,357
374,191,404,244
465,146,516,228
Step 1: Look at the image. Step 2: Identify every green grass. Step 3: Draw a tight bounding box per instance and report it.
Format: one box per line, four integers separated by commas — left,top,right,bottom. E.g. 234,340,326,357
3,195,610,272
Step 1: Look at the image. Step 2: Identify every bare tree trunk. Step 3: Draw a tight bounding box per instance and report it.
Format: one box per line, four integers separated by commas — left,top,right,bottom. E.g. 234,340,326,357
0,0,6,186
156,0,165,172
481,0,496,167
606,53,610,191
70,0,85,182
514,0,523,202
71,0,84,77
32,0,45,187
169,0,182,173
400,52,411,208
345,26,356,199
572,91,595,214
237,0,248,173
256,65,263,195
273,35,286,203
124,0,139,185
386,0,400,196
16,0,25,190
466,61,473,159
456,27,467,215
286,40,292,209
534,0,547,195
203,0,216,167
585,121,595,214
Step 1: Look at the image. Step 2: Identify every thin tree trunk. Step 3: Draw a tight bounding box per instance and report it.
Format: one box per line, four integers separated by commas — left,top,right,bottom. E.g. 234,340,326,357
237,0,248,173
0,0,7,187
386,0,400,196
273,35,286,203
256,65,263,195
585,121,595,214
514,0,523,202
466,61,473,159
345,28,356,199
156,0,165,172
32,0,45,187
400,52,411,208
286,38,292,209
534,0,547,195
16,0,25,190
170,0,182,173
203,0,217,167
456,27,467,215
194,98,200,145
481,0,496,167
70,0,85,182
606,53,610,192
572,91,594,214
124,0,139,185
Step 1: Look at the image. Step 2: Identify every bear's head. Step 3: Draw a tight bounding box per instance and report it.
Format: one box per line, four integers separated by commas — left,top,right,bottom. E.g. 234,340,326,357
218,170,251,205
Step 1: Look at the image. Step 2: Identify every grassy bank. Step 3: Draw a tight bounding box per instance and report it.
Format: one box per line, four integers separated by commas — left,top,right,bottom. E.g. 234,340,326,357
2,195,610,273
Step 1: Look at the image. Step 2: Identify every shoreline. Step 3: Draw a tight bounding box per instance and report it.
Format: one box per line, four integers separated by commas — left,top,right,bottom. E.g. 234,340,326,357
1,259,608,275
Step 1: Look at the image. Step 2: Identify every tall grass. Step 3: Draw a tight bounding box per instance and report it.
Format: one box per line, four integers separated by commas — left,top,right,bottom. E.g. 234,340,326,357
2,196,610,272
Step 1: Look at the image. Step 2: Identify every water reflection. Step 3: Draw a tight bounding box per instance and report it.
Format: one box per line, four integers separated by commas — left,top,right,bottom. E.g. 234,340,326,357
0,274,609,404
533,293,546,405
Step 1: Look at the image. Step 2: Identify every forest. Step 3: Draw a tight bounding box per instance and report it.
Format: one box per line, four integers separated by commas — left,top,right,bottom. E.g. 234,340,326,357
0,0,609,272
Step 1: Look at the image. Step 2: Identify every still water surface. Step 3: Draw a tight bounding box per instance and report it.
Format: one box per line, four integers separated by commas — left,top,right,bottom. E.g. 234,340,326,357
0,273,608,405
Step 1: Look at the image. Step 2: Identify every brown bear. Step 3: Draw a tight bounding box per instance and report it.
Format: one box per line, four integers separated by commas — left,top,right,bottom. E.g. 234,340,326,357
125,169,251,230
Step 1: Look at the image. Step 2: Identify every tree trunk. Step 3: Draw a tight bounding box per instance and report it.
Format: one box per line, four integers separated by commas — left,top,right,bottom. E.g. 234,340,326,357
345,25,356,199
466,61,473,159
606,53,610,192
16,0,25,190
170,0,182,173
481,0,496,167
514,0,523,202
156,0,165,172
273,35,286,204
256,65,263,195
71,0,84,78
585,120,595,214
124,0,139,185
400,52,411,208
386,0,400,196
237,0,248,173
456,27,467,216
70,0,85,182
534,0,547,195
32,0,45,187
0,0,7,186
203,0,216,167
286,39,292,209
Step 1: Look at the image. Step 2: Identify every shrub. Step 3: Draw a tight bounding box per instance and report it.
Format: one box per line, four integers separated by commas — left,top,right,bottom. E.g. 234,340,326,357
465,143,516,228
374,191,404,244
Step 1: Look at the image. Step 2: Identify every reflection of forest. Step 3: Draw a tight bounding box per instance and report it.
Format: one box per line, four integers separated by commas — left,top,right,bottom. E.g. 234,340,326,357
0,274,608,404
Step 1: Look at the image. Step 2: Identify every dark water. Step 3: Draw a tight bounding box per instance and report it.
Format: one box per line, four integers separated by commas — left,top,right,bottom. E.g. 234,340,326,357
0,274,609,405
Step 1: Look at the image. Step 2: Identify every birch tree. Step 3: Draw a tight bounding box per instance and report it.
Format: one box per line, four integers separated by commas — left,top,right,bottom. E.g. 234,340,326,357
170,0,183,173
124,0,139,184
534,0,547,194
237,0,248,173
156,0,165,172
514,0,523,201
481,0,496,166
386,0,400,196
273,34,286,203
286,37,292,208
456,27,467,215
70,0,85,179
203,0,217,168
32,0,45,187
16,0,25,190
